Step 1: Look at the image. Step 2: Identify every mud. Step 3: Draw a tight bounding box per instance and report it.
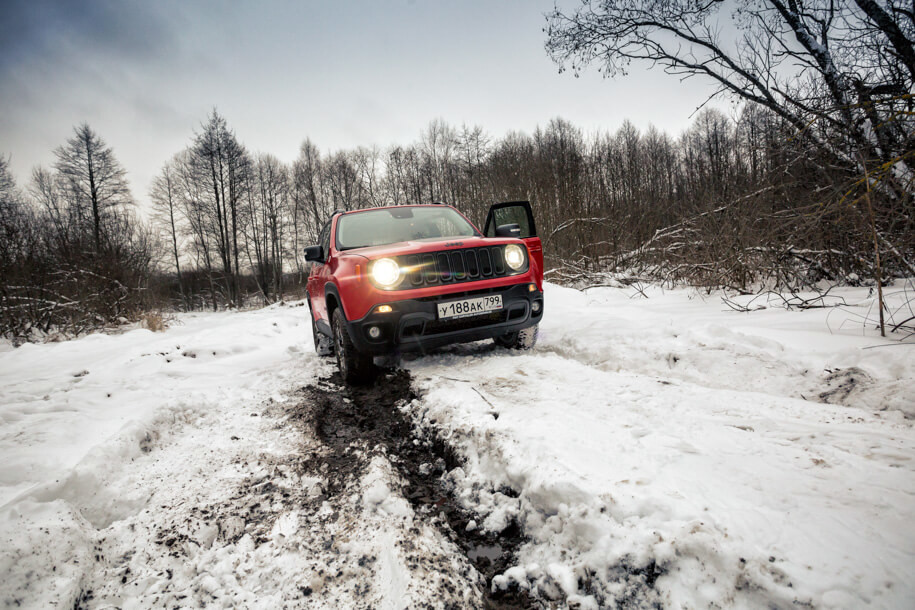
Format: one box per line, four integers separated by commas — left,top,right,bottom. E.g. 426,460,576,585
294,370,537,609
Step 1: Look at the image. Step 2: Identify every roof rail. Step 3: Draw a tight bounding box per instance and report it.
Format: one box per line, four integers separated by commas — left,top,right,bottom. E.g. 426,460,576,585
332,209,346,216
430,201,445,205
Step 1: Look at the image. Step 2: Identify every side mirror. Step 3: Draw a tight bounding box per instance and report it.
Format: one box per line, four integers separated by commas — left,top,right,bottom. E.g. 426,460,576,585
303,245,324,262
495,223,522,238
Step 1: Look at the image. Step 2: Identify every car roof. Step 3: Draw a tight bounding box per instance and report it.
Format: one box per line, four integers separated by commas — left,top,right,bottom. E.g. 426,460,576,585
337,204,452,216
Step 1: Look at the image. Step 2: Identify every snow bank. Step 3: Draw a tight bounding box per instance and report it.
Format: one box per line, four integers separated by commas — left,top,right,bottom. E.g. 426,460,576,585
406,282,915,608
542,282,914,416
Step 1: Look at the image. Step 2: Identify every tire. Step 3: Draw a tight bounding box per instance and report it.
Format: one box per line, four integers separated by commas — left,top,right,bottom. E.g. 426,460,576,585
332,308,375,384
494,324,539,350
311,309,333,357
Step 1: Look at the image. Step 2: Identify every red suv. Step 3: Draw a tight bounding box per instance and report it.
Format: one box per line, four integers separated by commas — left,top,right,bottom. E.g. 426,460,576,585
304,202,544,383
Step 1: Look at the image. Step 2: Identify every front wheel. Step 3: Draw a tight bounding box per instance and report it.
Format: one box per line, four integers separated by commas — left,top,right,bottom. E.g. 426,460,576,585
332,308,375,384
494,324,539,350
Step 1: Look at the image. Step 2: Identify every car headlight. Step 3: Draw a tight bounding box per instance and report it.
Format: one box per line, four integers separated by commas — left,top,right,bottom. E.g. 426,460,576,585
371,258,402,288
504,244,526,271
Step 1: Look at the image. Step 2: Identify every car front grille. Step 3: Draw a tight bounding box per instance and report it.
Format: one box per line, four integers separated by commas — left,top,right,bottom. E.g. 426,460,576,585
396,245,522,289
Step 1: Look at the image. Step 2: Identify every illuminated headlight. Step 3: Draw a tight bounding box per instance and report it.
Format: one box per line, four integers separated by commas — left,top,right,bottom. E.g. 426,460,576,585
504,244,526,271
371,258,402,288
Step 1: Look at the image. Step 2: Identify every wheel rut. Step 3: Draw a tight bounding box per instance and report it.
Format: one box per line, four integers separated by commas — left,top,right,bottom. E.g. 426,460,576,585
292,369,537,609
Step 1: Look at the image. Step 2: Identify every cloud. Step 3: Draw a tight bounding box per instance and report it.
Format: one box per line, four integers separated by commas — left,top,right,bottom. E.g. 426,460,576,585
0,0,173,78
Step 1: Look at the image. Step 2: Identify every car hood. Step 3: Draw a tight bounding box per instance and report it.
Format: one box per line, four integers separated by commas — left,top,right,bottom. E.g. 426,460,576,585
341,236,520,259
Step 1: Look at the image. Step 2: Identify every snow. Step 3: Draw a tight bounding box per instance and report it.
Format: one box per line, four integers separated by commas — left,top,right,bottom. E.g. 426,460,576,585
1,282,913,608
0,302,478,608
0,307,307,510
404,283,915,607
1,303,317,607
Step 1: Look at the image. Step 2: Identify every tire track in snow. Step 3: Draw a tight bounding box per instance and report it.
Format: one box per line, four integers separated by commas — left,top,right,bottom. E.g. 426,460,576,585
57,361,542,609
297,369,540,609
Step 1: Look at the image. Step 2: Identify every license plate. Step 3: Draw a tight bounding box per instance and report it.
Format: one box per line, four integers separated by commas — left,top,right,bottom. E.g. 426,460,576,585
437,295,503,320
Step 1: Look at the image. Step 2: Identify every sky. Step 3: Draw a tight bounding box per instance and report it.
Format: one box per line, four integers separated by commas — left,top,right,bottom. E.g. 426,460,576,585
0,0,723,209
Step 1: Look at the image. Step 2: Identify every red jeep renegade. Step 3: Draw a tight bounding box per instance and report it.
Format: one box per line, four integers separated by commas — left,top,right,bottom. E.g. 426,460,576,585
304,201,544,383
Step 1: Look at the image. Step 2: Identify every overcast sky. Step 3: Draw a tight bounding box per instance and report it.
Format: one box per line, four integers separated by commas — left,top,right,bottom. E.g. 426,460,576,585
0,0,722,208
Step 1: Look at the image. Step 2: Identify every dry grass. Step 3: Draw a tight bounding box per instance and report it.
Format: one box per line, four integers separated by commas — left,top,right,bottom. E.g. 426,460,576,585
140,311,168,332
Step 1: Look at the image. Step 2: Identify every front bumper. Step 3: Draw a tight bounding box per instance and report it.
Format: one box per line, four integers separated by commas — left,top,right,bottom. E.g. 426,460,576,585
345,283,543,355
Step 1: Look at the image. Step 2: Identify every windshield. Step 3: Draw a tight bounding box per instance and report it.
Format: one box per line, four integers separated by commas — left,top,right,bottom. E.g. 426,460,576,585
336,206,478,250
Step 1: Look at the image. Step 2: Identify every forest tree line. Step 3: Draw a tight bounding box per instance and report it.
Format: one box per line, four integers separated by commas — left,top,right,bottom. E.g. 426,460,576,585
1,0,912,341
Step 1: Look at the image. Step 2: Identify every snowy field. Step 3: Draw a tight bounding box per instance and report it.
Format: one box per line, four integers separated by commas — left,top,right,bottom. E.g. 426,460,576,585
0,282,912,608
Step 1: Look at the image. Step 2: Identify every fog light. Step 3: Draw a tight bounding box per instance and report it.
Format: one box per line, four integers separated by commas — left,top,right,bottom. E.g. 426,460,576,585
368,326,381,339
532,300,542,313
376,305,392,313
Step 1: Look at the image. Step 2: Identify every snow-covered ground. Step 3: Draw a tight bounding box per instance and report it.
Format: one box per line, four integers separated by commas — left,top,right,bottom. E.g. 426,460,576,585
406,283,914,608
1,283,912,608
0,304,476,608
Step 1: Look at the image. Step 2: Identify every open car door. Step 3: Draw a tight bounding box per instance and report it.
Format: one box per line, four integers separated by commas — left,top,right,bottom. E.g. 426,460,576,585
483,201,543,282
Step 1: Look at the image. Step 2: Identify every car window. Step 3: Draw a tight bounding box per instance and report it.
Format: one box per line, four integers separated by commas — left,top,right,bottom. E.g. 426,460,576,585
336,207,478,250
487,205,532,238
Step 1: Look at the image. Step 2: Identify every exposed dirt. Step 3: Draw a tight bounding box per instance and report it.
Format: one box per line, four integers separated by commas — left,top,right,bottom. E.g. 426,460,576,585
294,370,537,609
819,367,874,404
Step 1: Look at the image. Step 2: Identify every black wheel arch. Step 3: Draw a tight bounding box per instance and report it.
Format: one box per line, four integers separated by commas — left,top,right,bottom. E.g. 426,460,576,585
324,283,342,322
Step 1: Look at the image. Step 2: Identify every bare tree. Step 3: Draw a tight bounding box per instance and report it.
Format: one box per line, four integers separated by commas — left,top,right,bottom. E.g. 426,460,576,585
244,153,290,303
546,0,914,286
292,139,329,245
0,155,17,207
385,145,426,205
190,110,250,307
455,124,491,220
53,123,133,253
546,1,914,171
0,155,32,291
420,119,459,203
172,149,220,311
150,159,186,307
1,127,159,341
352,146,386,208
